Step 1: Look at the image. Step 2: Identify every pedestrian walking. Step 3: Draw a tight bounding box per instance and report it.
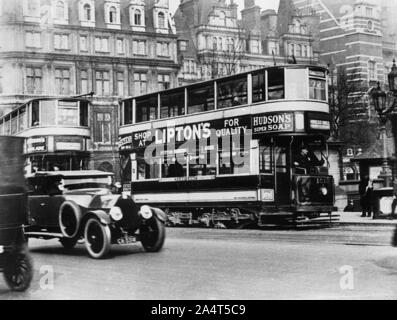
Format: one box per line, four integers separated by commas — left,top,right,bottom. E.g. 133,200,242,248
390,176,397,219
359,175,374,217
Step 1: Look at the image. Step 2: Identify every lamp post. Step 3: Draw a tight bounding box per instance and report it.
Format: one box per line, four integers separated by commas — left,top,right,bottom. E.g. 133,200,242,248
369,59,397,187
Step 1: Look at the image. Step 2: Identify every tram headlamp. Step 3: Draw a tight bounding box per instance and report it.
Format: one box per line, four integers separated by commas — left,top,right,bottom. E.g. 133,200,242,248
139,205,153,220
320,186,328,196
109,206,123,221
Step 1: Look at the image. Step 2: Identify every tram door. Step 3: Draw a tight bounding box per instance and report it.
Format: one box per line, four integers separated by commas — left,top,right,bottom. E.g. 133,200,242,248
274,142,291,206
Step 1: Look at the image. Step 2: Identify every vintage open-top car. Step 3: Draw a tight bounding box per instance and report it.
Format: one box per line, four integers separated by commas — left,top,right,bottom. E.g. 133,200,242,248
25,170,166,259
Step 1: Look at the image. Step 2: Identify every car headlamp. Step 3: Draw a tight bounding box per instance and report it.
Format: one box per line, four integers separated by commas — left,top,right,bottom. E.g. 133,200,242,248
320,186,328,196
109,206,123,221
139,205,153,220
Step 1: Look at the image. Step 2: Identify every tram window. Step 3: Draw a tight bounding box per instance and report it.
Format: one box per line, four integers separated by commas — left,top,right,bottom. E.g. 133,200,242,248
136,156,160,180
268,68,285,100
187,84,214,114
136,94,158,123
79,101,88,126
31,100,40,126
160,89,185,119
58,101,79,126
260,146,273,174
123,100,133,125
163,158,187,178
217,75,248,109
189,152,216,177
218,149,250,175
11,110,18,135
275,147,287,173
309,78,326,101
252,71,266,103
41,100,56,125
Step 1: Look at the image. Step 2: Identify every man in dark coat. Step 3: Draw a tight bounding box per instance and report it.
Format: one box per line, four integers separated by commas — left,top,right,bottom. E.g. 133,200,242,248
390,176,397,219
359,175,374,217
293,145,324,174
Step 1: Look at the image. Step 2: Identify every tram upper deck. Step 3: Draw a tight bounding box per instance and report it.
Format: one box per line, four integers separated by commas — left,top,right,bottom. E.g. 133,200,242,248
119,64,330,138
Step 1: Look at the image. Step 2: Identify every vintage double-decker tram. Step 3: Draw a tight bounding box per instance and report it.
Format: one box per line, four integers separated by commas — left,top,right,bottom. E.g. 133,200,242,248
118,64,336,227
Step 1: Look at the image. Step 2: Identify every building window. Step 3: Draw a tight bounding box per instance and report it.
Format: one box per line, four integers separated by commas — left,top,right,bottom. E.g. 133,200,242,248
26,31,41,48
26,67,42,94
109,6,117,23
289,43,295,56
178,40,187,52
158,12,165,28
55,1,65,20
27,0,40,16
54,34,69,50
94,112,112,144
95,37,109,52
55,68,70,95
228,38,234,51
366,7,373,17
296,44,302,57
134,72,147,95
96,71,110,96
83,3,91,20
183,60,196,74
0,68,2,94
251,40,259,54
81,70,88,94
117,72,124,96
116,38,124,54
80,35,88,51
134,9,142,25
368,61,376,80
156,42,169,57
158,74,170,91
132,40,146,55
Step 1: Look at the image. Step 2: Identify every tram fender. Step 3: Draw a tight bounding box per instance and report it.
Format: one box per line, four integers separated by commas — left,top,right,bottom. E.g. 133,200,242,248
151,207,166,223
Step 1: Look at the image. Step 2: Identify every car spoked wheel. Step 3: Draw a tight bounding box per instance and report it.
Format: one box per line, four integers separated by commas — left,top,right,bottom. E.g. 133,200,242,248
59,237,78,250
140,216,165,252
4,252,33,292
84,218,111,259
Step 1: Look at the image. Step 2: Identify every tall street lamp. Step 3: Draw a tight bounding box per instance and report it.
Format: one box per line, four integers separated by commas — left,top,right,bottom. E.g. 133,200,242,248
369,59,397,187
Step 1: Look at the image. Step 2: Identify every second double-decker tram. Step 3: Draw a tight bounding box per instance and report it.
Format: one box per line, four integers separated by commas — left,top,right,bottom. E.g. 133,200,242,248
118,65,336,226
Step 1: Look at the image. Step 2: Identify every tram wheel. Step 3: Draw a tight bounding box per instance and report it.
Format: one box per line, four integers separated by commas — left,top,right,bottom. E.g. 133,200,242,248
140,216,165,252
3,252,33,292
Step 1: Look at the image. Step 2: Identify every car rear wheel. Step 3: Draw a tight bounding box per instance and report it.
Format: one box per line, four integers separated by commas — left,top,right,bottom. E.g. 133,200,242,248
60,237,78,250
84,218,111,259
140,216,165,252
4,252,33,292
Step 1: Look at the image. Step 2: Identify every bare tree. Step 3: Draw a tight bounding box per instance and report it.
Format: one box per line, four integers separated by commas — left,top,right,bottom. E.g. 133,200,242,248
328,67,369,141
197,28,246,79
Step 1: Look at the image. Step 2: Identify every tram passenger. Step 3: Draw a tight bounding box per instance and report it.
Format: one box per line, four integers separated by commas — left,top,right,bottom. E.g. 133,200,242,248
293,144,324,174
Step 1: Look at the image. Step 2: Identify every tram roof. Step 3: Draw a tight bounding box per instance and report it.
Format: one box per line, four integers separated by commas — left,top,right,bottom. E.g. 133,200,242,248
26,170,114,178
120,63,329,102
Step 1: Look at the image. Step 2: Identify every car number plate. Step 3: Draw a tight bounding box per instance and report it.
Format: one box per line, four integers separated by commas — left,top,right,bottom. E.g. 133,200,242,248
117,236,136,245
0,246,4,254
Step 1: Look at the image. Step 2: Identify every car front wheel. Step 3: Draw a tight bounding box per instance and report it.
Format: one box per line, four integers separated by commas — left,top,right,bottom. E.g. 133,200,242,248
84,218,111,259
4,252,33,292
140,216,165,252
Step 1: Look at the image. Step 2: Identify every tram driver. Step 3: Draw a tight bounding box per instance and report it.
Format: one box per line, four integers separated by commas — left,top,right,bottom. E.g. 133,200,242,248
293,143,324,174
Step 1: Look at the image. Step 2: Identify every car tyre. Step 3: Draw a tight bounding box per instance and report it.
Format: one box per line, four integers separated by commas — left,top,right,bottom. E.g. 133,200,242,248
84,218,111,259
140,216,166,252
60,237,78,250
3,252,33,292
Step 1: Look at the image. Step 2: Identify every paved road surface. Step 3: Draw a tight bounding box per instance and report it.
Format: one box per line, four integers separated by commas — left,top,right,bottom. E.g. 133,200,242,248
1,225,397,300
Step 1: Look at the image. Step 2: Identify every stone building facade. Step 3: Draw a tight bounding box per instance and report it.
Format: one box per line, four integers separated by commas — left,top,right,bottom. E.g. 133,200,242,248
174,0,321,85
0,0,180,177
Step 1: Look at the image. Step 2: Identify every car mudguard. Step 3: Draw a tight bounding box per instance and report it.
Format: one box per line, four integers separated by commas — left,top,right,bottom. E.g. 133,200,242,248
151,207,166,223
84,210,111,226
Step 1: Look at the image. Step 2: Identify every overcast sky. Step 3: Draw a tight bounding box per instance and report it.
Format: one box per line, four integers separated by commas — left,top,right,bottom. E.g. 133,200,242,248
169,0,281,16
